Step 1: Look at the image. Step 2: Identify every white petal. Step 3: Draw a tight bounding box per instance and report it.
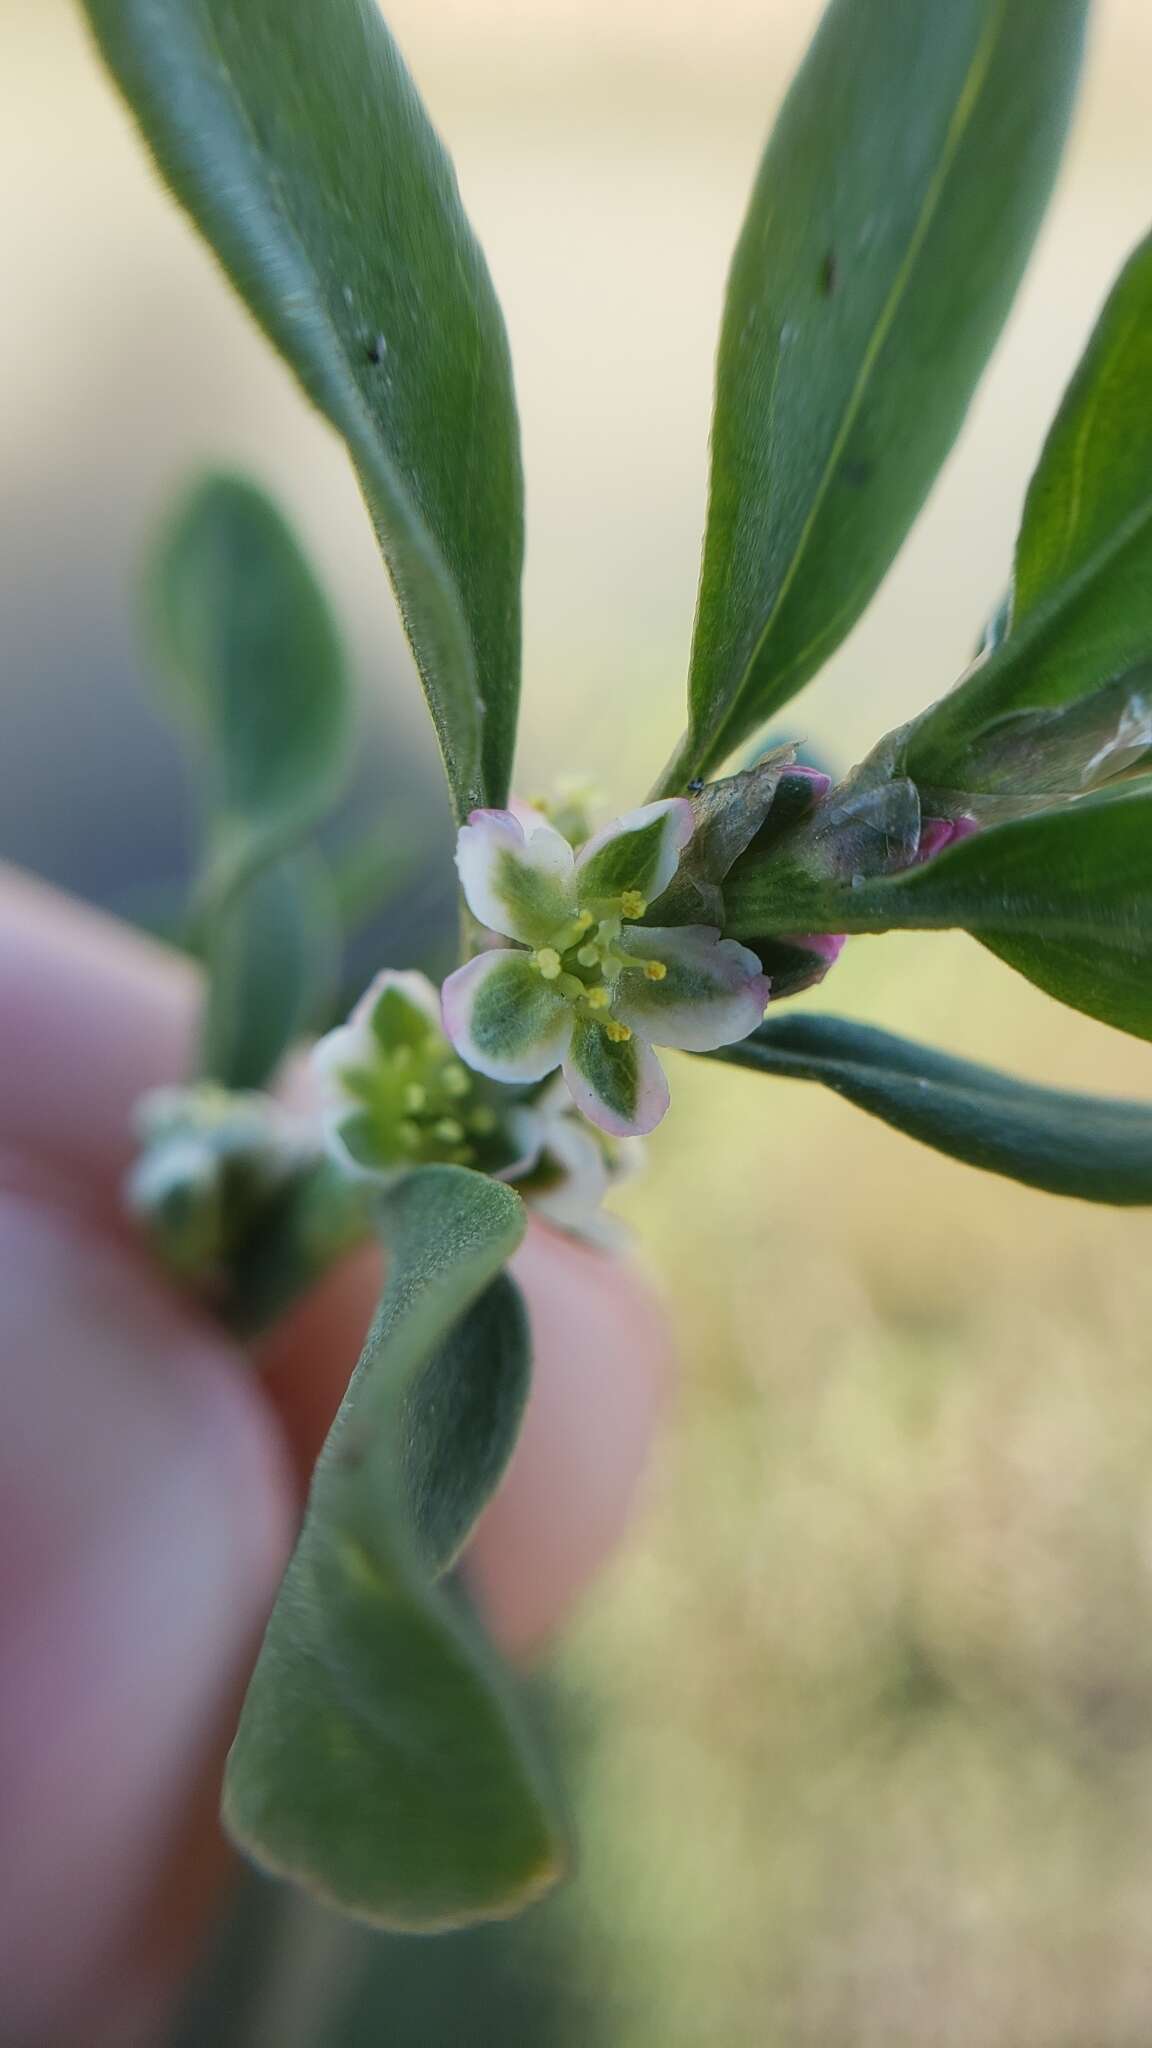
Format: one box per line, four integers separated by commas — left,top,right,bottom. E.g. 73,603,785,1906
455,808,576,945
574,798,694,908
527,1119,616,1242
349,967,443,1034
311,1018,373,1116
441,949,573,1084
496,1103,551,1184
311,968,444,1151
541,1111,613,1206
612,925,770,1051
562,1014,671,1137
507,797,555,834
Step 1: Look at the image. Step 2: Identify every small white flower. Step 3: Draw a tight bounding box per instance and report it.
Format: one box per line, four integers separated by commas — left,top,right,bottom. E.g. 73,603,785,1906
312,969,530,1181
442,800,770,1137
313,969,645,1241
506,1078,643,1249
126,1083,314,1278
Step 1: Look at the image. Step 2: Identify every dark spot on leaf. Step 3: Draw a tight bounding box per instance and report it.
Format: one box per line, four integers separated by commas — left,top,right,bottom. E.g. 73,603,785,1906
820,249,839,298
687,778,705,794
365,332,387,365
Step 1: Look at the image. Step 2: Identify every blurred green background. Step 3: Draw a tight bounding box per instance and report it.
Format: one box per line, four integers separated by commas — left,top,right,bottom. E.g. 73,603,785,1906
6,1,1152,2040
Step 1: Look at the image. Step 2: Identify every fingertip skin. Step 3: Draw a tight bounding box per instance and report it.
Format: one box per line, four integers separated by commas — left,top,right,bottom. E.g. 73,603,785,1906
0,1192,292,2044
0,865,198,1197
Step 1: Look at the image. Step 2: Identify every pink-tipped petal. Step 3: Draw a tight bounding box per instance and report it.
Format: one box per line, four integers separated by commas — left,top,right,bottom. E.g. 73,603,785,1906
507,797,554,834
612,925,770,1052
442,950,573,1085
574,799,694,908
563,1015,670,1137
455,808,576,945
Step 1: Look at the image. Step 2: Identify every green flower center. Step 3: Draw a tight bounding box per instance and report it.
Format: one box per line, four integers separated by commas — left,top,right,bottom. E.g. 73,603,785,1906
527,896,667,1043
341,1040,501,1170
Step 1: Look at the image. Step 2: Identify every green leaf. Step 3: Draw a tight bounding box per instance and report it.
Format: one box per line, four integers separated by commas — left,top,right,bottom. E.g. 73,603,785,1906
909,232,1152,786
84,0,523,817
148,476,349,1092
909,673,1152,817
328,828,420,937
149,473,349,907
666,0,1087,791
703,1013,1152,1205
200,852,339,1090
723,789,1152,1040
221,1159,375,1341
404,1272,531,1574
223,1167,566,1928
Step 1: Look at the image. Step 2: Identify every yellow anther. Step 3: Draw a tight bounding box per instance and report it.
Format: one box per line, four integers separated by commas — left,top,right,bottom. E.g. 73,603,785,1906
574,910,594,932
619,890,647,919
534,947,563,980
434,1118,465,1144
644,960,668,982
441,1064,471,1097
576,943,601,968
586,985,611,1010
403,1082,428,1112
604,1019,632,1043
468,1106,497,1135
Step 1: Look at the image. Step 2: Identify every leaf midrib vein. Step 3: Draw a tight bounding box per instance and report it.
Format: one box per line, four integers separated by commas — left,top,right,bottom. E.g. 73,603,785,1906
701,0,1010,765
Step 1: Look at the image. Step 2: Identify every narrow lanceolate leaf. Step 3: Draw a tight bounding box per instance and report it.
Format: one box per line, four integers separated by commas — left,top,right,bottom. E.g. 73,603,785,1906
909,232,1152,788
224,1167,564,1928
666,0,1087,792
200,853,339,1090
702,1013,1152,1205
150,474,349,907
85,0,523,817
724,790,1152,1041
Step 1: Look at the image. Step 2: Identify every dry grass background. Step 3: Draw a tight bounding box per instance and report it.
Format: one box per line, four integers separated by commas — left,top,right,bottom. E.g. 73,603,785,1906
4,2,1152,2040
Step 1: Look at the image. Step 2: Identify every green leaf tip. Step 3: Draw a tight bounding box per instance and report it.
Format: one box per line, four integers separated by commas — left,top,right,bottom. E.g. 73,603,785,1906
704,1012,1152,1206
223,1166,569,1929
84,0,524,818
908,228,1152,786
672,0,1088,790
144,470,349,1089
148,469,350,906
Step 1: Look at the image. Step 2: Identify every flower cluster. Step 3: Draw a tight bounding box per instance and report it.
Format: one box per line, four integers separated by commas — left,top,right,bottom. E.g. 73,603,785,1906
441,799,771,1136
313,970,511,1176
313,969,640,1244
127,1083,315,1280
